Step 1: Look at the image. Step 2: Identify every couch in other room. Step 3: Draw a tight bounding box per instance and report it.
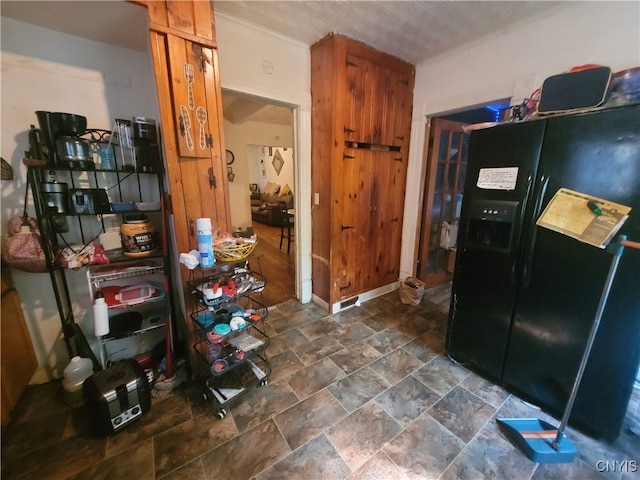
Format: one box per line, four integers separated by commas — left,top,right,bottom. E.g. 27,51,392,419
251,182,294,227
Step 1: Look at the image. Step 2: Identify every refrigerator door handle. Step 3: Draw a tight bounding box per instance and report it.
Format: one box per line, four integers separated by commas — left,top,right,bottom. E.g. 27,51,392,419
522,174,549,288
511,175,534,286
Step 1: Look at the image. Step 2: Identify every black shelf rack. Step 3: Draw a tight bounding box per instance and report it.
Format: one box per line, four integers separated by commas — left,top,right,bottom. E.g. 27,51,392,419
187,260,271,418
25,129,169,370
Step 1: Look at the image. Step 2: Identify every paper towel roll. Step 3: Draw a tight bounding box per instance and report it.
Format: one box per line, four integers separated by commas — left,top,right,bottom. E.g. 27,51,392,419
93,291,110,337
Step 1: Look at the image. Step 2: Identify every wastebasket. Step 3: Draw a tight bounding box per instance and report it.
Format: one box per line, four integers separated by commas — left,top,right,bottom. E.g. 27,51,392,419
399,277,426,306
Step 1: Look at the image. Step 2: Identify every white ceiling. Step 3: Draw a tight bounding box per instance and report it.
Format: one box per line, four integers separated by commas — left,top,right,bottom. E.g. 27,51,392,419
214,1,570,65
1,0,572,126
1,1,571,65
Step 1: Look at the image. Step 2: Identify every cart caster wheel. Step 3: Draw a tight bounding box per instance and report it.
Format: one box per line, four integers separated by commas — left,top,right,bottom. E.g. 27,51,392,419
217,408,227,419
259,379,268,387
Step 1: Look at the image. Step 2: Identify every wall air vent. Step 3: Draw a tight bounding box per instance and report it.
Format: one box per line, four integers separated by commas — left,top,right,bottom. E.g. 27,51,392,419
340,296,359,310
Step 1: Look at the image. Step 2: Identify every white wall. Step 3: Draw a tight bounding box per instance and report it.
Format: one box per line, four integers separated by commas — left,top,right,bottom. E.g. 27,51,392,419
1,17,160,382
255,146,295,192
223,118,294,229
400,1,640,280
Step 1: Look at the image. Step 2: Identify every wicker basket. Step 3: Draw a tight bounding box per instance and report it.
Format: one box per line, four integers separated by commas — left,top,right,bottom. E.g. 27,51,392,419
213,241,257,262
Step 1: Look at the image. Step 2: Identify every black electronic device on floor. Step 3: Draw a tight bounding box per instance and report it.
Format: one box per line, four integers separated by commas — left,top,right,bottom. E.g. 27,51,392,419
83,359,150,435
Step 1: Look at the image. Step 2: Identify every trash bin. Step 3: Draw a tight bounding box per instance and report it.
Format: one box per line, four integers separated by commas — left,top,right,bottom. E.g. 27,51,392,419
399,277,426,306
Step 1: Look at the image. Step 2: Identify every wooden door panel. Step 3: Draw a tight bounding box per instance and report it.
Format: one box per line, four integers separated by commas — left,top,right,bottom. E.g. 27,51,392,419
356,149,376,291
191,1,216,41
166,1,215,41
379,68,394,146
201,47,230,228
417,118,468,287
345,53,412,148
367,61,384,145
373,151,404,287
189,44,214,154
149,31,191,260
150,31,230,258
389,70,412,147
384,151,406,283
370,62,386,145
335,149,362,299
1,286,37,427
139,0,216,45
345,54,362,144
369,150,388,285
167,36,211,158
166,1,195,32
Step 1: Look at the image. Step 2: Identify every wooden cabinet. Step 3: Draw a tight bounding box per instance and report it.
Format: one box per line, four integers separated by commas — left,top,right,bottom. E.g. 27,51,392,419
311,34,414,310
138,0,231,279
344,53,411,147
1,270,37,428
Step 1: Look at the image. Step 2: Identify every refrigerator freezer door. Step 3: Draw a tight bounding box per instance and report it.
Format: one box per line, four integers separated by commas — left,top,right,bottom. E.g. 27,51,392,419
503,105,640,440
446,120,546,379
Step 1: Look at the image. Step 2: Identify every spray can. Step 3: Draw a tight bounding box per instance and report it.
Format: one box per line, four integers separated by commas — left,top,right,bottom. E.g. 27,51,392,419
196,218,215,268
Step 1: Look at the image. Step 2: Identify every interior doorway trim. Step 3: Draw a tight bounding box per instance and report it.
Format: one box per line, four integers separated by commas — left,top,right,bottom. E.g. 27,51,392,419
221,88,311,305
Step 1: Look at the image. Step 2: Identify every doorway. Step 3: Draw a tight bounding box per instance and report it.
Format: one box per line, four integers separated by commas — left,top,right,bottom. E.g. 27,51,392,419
416,101,509,287
221,90,297,306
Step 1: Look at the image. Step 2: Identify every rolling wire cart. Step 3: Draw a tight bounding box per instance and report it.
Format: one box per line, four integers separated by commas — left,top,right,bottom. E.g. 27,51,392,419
187,259,271,419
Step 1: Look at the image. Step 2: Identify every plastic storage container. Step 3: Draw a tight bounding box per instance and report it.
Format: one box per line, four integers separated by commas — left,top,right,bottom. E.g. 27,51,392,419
62,356,94,407
120,216,156,257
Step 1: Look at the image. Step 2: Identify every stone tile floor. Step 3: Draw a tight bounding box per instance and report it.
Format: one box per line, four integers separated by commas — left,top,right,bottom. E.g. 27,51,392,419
2,285,639,480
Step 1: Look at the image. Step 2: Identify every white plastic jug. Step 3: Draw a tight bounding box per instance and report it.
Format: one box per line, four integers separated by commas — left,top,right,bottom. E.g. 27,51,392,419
62,356,93,407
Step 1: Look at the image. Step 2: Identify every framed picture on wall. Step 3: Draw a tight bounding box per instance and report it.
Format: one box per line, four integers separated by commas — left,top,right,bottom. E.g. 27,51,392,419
272,149,284,176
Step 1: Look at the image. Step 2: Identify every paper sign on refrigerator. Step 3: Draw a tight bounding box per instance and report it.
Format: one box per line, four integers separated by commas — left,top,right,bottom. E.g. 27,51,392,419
477,167,519,190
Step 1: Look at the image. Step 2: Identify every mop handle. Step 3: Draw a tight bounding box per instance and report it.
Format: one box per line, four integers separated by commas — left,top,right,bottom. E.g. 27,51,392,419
621,239,640,250
553,235,632,449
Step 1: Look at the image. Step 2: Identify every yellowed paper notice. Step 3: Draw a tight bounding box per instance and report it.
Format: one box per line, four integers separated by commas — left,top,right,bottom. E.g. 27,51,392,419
536,188,631,248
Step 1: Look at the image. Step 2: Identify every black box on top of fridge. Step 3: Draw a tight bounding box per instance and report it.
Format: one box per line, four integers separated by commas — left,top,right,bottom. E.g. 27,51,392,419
446,104,640,440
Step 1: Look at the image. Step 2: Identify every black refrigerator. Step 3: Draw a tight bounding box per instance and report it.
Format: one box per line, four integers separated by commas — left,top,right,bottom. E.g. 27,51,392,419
446,104,640,440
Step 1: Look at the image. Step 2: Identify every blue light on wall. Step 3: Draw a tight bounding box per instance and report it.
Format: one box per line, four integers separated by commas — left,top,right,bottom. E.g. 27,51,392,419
486,104,504,122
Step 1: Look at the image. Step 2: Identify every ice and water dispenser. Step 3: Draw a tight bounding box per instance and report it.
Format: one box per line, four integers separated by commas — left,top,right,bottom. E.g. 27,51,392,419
465,200,519,252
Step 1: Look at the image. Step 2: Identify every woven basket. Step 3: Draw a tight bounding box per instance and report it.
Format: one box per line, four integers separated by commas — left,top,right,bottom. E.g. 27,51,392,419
213,241,257,262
